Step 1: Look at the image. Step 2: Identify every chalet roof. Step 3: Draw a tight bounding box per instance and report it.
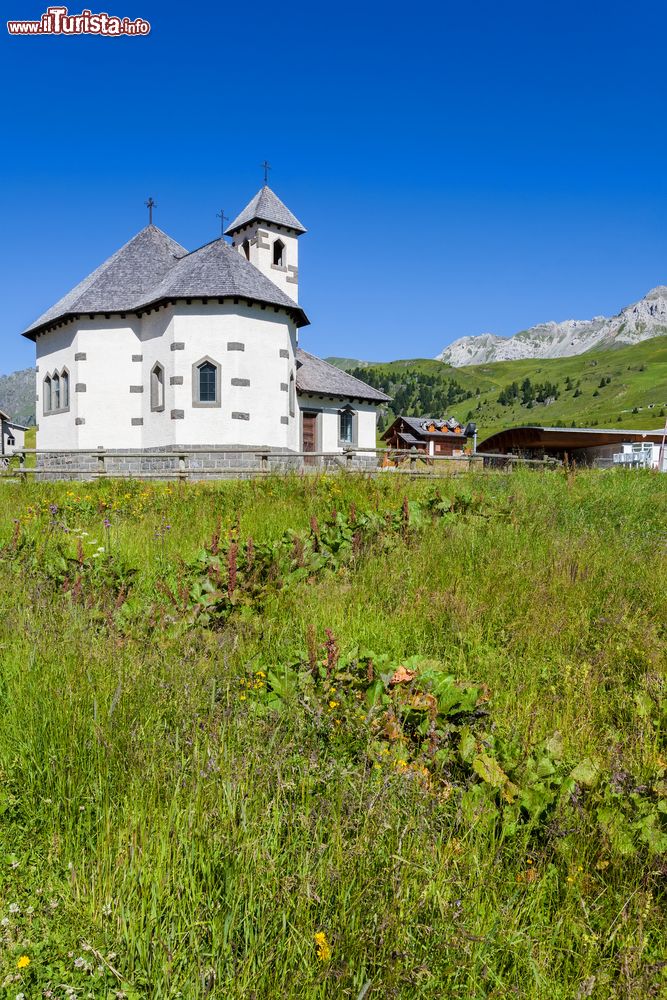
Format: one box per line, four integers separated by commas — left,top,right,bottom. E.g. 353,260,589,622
296,350,391,402
23,225,187,339
226,185,307,235
478,425,667,453
384,415,468,440
138,238,308,326
22,225,309,339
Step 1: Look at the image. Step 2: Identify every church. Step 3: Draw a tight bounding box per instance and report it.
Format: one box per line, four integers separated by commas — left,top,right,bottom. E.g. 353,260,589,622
22,183,389,472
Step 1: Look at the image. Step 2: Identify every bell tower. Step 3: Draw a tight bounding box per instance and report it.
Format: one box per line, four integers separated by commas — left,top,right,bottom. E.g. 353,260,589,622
225,183,306,302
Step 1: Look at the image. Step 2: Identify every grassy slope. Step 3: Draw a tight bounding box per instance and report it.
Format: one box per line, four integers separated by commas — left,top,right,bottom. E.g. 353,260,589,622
0,472,665,998
328,336,667,439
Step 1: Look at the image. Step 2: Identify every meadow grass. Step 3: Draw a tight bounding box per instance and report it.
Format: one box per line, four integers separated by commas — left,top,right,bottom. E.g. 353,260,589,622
0,470,664,999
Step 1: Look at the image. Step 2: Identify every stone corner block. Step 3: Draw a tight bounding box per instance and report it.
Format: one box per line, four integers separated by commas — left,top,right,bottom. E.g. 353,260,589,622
227,341,245,352
75,383,86,392
131,417,144,426
171,342,185,351
75,417,86,425
129,385,144,393
231,411,250,421
280,416,289,425
231,377,250,387
170,375,184,386
171,409,184,420
74,352,87,361
279,348,289,358
132,353,143,362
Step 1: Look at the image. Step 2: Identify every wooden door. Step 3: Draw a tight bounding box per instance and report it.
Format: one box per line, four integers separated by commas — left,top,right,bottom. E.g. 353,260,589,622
302,412,317,465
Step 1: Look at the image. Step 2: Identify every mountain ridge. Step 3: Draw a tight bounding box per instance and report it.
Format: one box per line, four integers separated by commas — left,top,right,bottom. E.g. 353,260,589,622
436,286,667,366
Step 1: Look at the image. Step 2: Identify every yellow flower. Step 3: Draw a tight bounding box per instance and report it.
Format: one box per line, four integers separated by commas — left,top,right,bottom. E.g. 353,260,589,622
314,931,331,962
328,700,339,710
17,955,30,969
239,694,246,702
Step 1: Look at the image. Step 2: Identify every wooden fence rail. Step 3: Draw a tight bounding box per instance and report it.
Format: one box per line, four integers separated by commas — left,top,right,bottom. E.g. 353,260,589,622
0,446,561,482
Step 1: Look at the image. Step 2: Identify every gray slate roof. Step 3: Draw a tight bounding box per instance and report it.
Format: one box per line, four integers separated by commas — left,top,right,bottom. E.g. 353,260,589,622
23,225,187,338
296,349,391,403
139,238,308,325
226,186,306,235
23,225,309,339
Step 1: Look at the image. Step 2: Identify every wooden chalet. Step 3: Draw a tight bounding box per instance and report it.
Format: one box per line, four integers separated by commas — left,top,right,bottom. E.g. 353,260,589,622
382,416,476,456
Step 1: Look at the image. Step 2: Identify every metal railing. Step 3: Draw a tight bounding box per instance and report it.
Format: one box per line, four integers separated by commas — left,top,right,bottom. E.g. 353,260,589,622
0,446,562,481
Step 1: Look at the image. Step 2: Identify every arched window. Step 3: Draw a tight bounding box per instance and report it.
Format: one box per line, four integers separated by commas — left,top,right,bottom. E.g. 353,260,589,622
273,239,285,267
150,362,165,411
338,405,356,446
52,372,61,410
192,356,221,407
43,375,52,414
242,239,250,261
61,369,69,409
289,370,295,418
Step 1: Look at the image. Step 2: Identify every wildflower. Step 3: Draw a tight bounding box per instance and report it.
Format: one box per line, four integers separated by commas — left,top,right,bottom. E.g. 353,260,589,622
328,700,339,710
74,956,85,968
239,694,246,702
1,917,9,926
16,993,26,1000
314,930,331,962
396,759,408,769
16,956,30,969
8,904,19,914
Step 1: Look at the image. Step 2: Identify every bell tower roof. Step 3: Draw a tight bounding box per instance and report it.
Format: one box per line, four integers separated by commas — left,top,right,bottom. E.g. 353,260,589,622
225,185,307,236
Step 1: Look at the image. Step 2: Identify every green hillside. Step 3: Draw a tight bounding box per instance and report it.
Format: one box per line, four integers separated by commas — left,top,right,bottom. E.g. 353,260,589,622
328,336,667,439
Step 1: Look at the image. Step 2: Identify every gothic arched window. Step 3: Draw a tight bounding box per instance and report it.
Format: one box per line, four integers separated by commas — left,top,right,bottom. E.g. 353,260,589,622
150,362,165,411
289,370,295,417
192,356,221,407
242,239,250,261
43,375,52,414
61,369,69,409
52,372,61,410
273,239,285,267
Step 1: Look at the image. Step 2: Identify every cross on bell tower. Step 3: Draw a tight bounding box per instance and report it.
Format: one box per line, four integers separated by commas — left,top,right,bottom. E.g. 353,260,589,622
216,208,228,238
145,197,156,225
261,160,271,185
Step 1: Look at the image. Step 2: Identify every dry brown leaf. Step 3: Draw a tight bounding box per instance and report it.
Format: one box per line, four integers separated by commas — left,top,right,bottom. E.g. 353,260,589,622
389,666,417,685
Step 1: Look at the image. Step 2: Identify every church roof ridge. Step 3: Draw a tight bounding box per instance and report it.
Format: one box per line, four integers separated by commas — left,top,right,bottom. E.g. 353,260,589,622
133,236,309,327
23,224,187,340
225,185,307,235
22,226,309,340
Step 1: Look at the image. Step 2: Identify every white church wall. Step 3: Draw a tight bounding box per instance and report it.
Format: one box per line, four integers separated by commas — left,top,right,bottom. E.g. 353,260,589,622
297,395,378,453
167,302,300,450
35,323,78,449
74,317,143,450
231,225,300,302
139,306,178,449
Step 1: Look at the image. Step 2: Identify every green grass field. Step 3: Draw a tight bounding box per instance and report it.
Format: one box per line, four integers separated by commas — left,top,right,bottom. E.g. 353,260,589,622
0,471,665,998
329,336,667,441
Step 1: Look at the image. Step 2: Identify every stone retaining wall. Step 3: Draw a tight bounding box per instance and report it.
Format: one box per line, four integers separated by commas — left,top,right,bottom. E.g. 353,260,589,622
34,447,378,481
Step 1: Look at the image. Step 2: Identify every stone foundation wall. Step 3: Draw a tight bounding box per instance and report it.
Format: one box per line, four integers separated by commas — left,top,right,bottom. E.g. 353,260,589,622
34,447,379,481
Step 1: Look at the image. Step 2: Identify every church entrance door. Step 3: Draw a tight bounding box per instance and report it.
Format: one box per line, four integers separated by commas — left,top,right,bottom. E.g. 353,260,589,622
301,411,318,465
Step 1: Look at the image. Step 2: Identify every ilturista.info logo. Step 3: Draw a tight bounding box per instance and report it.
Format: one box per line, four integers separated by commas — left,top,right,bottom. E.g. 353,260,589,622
7,5,150,35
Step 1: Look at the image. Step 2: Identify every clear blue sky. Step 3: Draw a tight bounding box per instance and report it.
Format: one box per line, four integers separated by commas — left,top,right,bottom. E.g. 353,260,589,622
1,0,666,374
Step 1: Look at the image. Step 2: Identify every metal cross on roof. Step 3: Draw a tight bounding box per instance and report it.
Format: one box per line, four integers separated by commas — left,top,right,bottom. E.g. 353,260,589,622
261,160,271,185
216,208,228,238
145,197,156,225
